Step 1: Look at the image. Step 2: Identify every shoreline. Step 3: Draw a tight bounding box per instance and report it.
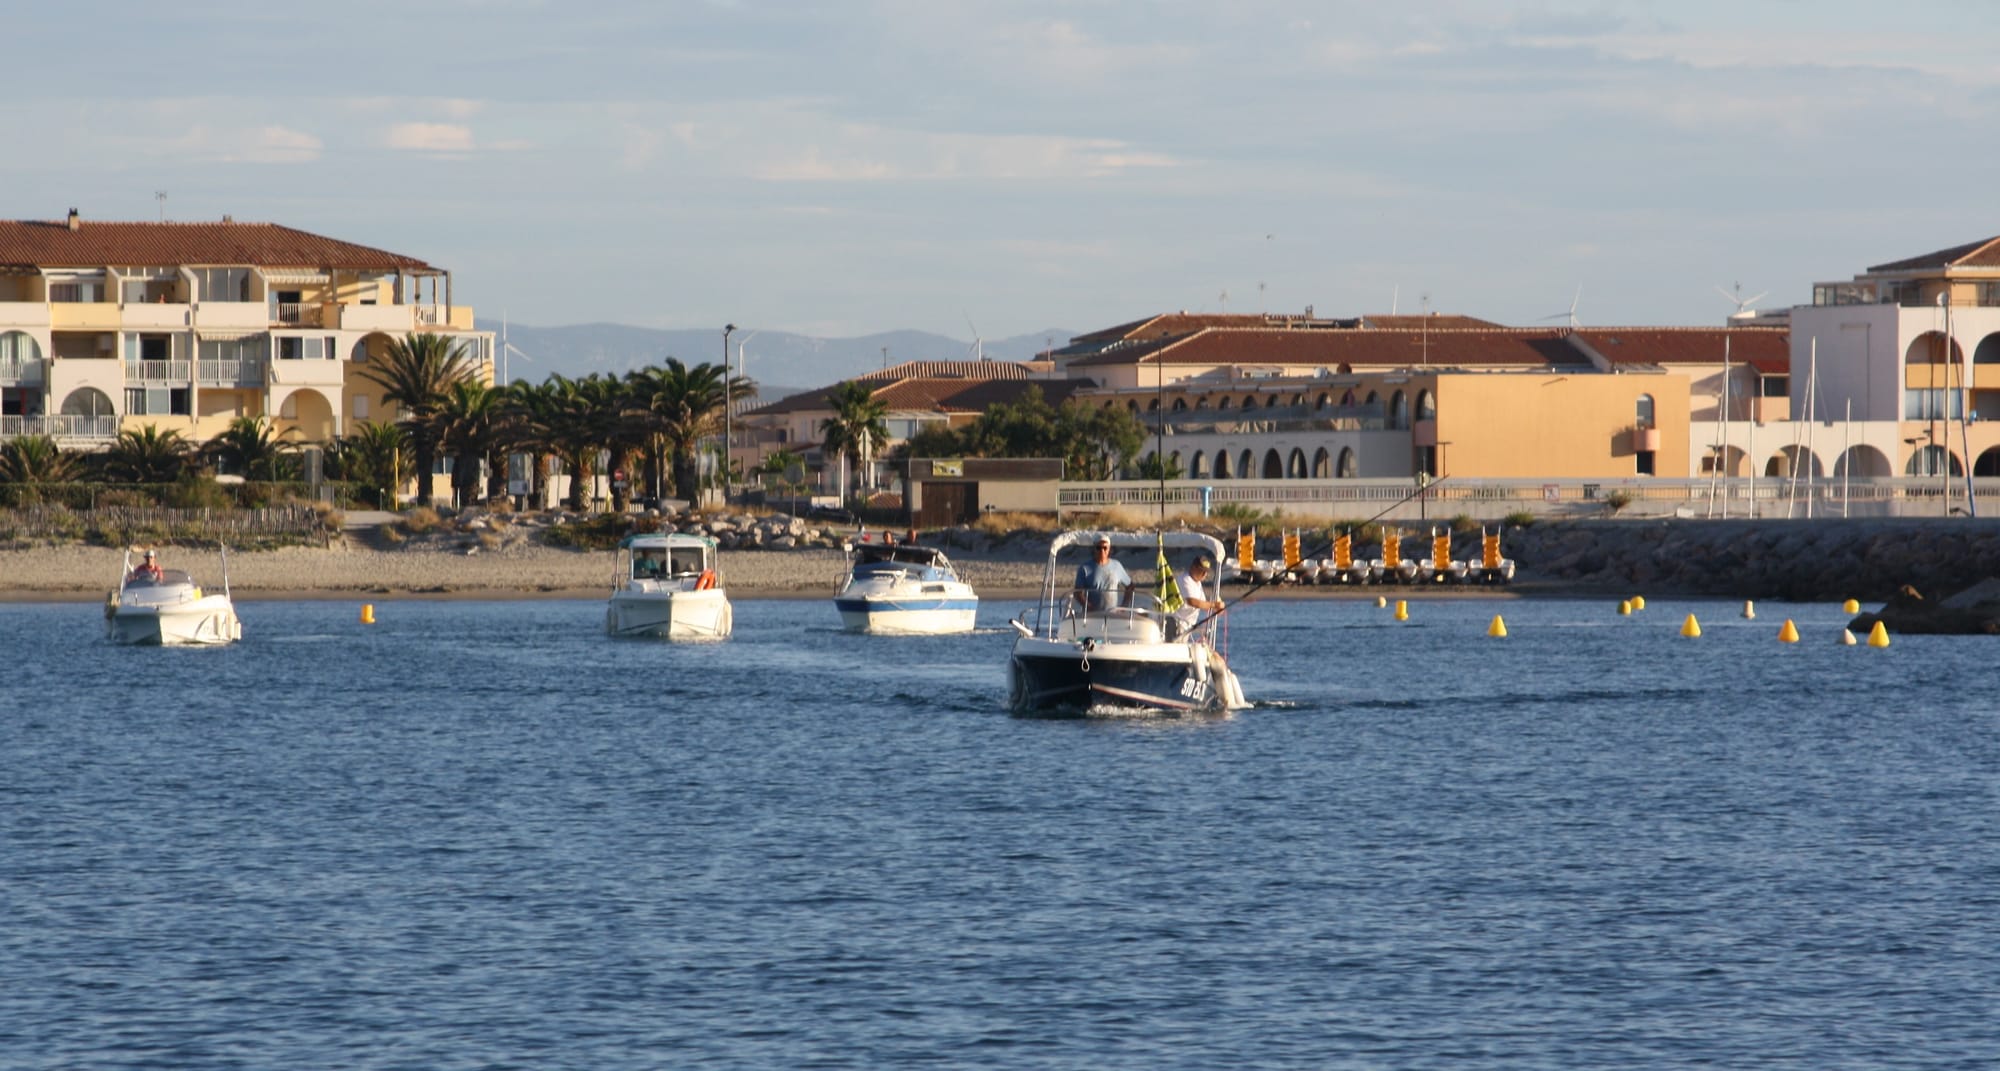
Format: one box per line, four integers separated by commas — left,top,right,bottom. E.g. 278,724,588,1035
0,539,1665,603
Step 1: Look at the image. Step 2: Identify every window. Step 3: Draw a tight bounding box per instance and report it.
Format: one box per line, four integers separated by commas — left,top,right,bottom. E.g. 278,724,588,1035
1905,389,1964,420
353,396,369,420
194,268,252,302
1636,393,1655,427
124,387,190,415
1637,450,1656,475
50,283,80,303
277,336,333,360
0,331,39,362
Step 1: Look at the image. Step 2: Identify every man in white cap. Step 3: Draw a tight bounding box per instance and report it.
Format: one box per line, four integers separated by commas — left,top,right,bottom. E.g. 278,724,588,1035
1072,534,1131,612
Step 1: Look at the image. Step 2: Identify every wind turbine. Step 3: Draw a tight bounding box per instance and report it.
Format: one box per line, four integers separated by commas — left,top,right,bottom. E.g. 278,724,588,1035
964,314,985,361
1536,286,1583,329
1715,282,1769,321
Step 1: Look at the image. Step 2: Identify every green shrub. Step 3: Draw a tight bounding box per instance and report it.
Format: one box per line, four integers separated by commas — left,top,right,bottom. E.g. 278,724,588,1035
542,512,634,550
1503,510,1537,528
398,506,443,536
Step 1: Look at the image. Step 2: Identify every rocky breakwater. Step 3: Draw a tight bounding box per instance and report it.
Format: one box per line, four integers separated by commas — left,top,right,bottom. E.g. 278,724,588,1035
1498,517,2000,602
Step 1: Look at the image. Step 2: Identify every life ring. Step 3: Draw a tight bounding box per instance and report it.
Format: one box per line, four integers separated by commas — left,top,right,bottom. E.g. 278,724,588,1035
695,569,717,591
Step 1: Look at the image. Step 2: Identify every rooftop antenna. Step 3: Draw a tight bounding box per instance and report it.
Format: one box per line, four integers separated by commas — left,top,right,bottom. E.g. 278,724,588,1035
1715,281,1769,321
154,191,167,221
1218,288,1229,313
1536,285,1583,329
1258,280,1267,313
881,345,889,370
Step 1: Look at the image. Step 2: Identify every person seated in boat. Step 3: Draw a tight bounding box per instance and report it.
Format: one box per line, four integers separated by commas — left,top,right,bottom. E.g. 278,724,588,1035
1072,536,1131,613
633,552,665,579
128,549,164,583
1174,553,1226,638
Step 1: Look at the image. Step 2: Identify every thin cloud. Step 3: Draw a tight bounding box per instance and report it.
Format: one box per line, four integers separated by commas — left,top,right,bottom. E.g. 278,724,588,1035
387,122,476,153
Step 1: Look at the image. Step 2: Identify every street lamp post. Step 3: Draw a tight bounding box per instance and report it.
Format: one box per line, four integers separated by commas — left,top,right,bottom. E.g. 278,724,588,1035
722,323,736,505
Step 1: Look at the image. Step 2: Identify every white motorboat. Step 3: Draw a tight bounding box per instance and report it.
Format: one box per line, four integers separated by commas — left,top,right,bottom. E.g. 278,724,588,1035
605,532,733,639
105,547,242,646
1007,530,1248,716
833,541,978,635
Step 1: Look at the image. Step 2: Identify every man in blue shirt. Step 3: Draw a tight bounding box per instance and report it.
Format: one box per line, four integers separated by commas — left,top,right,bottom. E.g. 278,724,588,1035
1072,535,1131,612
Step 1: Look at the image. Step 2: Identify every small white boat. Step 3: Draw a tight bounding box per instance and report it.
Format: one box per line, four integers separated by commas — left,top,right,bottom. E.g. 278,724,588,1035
605,533,733,640
1007,531,1247,716
105,547,242,646
834,541,978,635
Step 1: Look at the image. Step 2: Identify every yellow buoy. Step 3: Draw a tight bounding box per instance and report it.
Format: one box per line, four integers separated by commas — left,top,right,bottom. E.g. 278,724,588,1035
1632,595,1647,611
1618,600,1632,616
1841,628,1857,646
1487,614,1507,638
1742,600,1756,619
1868,621,1890,648
1394,600,1409,621
360,603,376,625
1778,619,1799,643
1680,613,1701,638
1842,598,1860,613
1375,595,1387,608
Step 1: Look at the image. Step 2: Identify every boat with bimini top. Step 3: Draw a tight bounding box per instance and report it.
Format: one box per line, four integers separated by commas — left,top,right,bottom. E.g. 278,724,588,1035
105,546,242,646
1007,530,1247,716
605,532,732,639
833,539,978,635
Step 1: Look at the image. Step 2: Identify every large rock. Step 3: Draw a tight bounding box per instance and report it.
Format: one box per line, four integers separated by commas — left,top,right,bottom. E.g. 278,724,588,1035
1849,579,2000,635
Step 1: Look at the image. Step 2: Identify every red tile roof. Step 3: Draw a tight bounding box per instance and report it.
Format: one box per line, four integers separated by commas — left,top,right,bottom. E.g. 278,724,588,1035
1867,236,2000,274
748,375,1078,417
1067,327,1589,369
0,218,436,271
1360,314,1502,330
854,359,1045,381
1067,311,1356,344
1572,328,1791,374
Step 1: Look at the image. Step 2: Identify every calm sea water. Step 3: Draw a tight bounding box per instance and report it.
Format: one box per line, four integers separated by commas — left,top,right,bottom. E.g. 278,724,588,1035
2,593,1997,1069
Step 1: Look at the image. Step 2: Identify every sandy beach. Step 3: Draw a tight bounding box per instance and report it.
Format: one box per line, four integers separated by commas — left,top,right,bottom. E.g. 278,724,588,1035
0,543,1056,602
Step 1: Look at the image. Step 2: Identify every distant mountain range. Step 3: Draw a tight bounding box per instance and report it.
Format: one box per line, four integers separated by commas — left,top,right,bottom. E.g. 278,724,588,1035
476,321,1075,405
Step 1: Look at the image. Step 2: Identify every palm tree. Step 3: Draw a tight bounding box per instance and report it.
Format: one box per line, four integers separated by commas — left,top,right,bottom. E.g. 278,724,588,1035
537,373,613,511
205,416,294,481
340,421,412,508
0,434,79,503
436,380,505,507
820,381,890,505
627,358,752,506
358,331,477,506
102,424,191,484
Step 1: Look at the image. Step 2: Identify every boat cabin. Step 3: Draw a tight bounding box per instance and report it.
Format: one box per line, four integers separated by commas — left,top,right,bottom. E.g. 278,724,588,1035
847,543,955,582
616,533,720,591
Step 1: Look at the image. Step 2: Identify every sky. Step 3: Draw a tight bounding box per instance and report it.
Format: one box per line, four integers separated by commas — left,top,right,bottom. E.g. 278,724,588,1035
8,1,2000,341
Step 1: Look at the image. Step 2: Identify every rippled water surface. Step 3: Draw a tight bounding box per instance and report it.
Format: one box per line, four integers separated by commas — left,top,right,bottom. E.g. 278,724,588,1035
3,595,1998,1069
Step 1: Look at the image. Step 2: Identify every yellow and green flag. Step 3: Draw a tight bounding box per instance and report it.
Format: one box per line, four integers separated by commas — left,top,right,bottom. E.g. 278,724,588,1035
1155,534,1184,614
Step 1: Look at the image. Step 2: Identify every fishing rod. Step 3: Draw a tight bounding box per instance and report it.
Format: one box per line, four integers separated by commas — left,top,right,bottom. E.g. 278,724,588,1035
1191,474,1452,629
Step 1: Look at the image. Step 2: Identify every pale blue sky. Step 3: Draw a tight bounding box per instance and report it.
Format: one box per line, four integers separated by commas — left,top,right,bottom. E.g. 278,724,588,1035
7,1,1999,340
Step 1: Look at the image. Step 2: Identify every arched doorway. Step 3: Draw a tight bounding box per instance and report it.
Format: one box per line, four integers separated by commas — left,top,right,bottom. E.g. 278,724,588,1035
277,388,337,441
1974,333,2000,366
1262,449,1283,478
1312,447,1330,478
1389,390,1408,430
1906,445,1963,476
0,330,42,363
1415,390,1436,421
1975,447,2000,477
1239,449,1255,479
1336,447,1357,479
1905,331,1962,367
1287,448,1306,478
1214,450,1232,479
1189,451,1209,478
1774,444,1823,478
1833,445,1892,477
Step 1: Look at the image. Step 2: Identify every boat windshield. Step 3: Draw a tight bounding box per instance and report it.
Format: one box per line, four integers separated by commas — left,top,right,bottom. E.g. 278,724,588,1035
125,569,193,589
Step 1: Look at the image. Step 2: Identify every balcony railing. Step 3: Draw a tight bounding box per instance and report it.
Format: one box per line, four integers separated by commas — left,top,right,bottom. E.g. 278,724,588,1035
124,359,192,382
198,358,267,387
1,414,119,441
1150,403,1388,436
0,356,44,385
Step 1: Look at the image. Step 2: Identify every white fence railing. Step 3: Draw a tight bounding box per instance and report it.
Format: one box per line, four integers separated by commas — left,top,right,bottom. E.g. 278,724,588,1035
0,415,120,441
1058,477,2000,520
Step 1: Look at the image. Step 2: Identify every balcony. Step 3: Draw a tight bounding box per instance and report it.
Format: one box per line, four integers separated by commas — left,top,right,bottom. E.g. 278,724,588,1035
1,414,118,441
119,303,192,329
50,303,122,330
267,358,346,388
1632,424,1661,452
192,302,274,331
125,360,193,383
0,356,44,386
1413,418,1438,446
0,301,51,328
273,302,332,328
338,304,416,333
198,358,268,388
